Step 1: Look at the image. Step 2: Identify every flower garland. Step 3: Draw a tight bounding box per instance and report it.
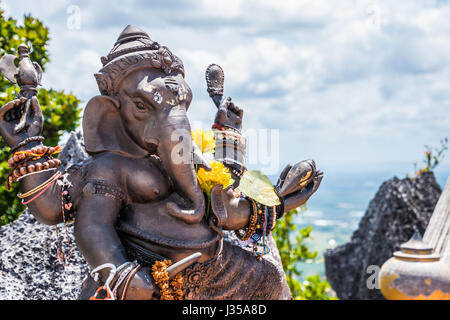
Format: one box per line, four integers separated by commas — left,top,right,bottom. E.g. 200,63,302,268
151,259,184,300
192,129,234,219
196,161,234,195
197,161,234,219
191,129,277,261
191,129,215,154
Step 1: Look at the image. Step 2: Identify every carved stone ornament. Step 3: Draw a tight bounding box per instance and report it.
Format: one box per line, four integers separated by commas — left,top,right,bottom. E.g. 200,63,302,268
94,25,184,96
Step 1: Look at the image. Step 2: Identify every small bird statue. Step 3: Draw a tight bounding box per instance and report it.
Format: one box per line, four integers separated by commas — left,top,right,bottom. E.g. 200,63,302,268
0,43,42,134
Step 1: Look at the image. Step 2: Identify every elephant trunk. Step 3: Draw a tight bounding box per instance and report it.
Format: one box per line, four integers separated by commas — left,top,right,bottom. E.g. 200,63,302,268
154,107,205,224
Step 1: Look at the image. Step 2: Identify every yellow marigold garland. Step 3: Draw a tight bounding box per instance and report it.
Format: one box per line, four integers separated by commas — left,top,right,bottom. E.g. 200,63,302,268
197,161,234,196
192,129,234,219
191,129,215,153
151,259,184,300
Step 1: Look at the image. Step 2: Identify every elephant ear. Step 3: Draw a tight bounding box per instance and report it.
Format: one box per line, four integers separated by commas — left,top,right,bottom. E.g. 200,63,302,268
82,95,148,158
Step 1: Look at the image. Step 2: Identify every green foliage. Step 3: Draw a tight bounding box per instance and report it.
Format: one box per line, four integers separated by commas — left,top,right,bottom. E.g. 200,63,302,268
423,137,448,171
297,274,335,300
410,137,448,178
272,206,337,300
0,11,82,225
0,11,49,89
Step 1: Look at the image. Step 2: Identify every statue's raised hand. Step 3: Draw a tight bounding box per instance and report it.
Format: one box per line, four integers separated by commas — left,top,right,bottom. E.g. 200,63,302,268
205,64,243,131
0,95,43,148
214,97,243,131
276,160,323,215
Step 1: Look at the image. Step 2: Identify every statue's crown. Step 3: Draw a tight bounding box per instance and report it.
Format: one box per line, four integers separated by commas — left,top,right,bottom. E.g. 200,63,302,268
95,25,184,96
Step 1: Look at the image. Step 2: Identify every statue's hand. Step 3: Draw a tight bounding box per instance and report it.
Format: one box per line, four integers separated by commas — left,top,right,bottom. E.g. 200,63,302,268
0,95,43,148
281,170,323,211
214,96,243,131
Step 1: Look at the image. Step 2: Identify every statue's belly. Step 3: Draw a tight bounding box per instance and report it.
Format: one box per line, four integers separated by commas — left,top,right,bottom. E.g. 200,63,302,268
116,199,220,262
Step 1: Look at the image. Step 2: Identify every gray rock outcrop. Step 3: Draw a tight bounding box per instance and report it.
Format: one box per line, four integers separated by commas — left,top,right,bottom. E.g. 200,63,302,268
324,171,442,300
0,131,90,300
58,131,89,171
0,211,88,299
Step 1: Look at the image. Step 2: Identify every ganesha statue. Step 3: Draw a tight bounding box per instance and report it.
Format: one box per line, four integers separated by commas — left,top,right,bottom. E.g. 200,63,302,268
0,25,322,300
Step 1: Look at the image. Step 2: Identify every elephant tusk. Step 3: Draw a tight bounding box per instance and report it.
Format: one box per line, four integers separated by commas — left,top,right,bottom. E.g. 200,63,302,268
192,142,211,171
167,252,202,279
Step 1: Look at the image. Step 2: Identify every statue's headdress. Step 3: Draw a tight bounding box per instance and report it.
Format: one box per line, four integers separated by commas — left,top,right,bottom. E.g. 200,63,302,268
94,25,184,96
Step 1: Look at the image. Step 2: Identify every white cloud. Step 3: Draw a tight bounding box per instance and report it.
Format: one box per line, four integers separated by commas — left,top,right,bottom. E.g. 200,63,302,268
2,0,450,174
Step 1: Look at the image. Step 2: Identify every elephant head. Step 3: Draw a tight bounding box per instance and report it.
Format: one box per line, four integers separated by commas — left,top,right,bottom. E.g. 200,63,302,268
82,25,206,224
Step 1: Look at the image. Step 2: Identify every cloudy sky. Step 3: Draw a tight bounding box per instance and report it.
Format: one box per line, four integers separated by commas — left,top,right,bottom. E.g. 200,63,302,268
2,0,450,178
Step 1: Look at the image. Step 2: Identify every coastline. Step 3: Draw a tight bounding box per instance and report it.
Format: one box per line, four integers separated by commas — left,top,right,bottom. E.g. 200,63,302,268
295,168,450,280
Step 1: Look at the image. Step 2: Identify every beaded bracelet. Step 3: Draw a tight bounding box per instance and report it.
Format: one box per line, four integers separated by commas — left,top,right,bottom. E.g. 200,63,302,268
233,196,273,261
275,193,285,219
212,123,242,135
254,206,270,261
265,206,278,235
255,202,266,230
212,123,226,131
228,164,247,179
271,206,277,231
7,158,62,190
8,146,62,168
234,197,259,241
10,136,45,153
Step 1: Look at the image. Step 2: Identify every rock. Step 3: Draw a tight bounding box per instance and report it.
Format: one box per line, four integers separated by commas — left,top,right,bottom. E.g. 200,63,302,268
0,134,91,300
58,130,90,171
0,131,290,300
324,172,442,300
0,211,89,299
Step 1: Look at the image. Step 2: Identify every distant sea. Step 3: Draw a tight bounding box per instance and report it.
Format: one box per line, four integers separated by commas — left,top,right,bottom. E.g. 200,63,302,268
289,168,450,281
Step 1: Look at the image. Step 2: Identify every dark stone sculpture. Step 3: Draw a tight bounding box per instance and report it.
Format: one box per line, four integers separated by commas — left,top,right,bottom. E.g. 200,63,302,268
324,172,441,300
0,25,322,300
0,132,285,300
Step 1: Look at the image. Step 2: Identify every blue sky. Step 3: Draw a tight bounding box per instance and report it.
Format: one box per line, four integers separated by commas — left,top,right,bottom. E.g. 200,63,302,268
2,0,450,179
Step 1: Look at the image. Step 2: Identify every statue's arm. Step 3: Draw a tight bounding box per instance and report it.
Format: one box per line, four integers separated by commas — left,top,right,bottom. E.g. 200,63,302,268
214,174,323,231
0,95,72,224
19,166,65,225
73,178,158,300
208,81,323,233
16,158,83,225
74,185,128,279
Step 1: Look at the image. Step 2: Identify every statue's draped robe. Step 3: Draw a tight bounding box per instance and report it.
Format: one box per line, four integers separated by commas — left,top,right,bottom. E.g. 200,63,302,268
79,233,291,300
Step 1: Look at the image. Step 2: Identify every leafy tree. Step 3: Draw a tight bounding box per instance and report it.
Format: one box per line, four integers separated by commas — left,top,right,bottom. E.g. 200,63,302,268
0,11,82,225
273,207,337,300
